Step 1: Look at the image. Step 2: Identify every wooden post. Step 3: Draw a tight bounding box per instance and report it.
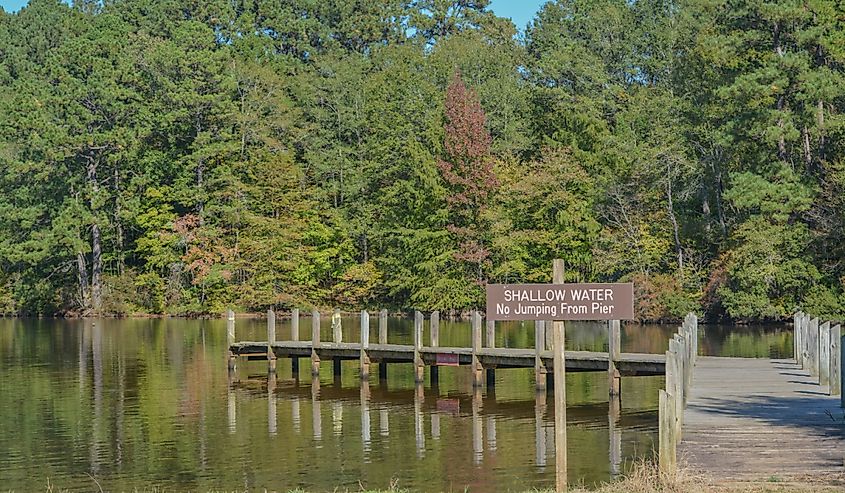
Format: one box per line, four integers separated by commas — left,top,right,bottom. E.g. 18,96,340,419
841,333,845,408
794,312,803,365
608,320,621,397
414,310,425,384
820,321,831,387
430,311,440,347
379,309,388,380
471,311,483,387
430,311,440,385
667,342,682,442
658,389,676,472
535,391,547,468
291,308,300,341
801,313,810,370
552,259,567,493
830,324,841,397
545,318,554,351
332,309,342,377
360,310,370,380
227,309,236,372
486,318,496,389
332,308,342,343
311,310,321,376
535,320,547,391
379,309,388,344
267,309,277,373
291,308,300,375
809,318,820,378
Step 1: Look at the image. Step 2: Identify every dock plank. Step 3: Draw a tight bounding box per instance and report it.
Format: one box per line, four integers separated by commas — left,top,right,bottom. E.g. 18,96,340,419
679,357,845,480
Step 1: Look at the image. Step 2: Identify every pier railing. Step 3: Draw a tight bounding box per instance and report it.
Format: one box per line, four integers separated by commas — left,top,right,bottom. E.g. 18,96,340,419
793,311,842,403
226,308,668,393
658,313,698,472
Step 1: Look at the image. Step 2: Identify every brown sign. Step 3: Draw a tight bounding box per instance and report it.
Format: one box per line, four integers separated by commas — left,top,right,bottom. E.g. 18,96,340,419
486,283,634,321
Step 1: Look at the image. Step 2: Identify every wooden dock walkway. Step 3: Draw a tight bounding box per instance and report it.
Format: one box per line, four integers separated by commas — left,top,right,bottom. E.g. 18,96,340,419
678,356,845,480
229,341,666,375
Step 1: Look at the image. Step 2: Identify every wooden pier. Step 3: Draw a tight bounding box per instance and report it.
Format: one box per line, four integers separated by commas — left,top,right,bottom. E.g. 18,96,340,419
227,309,667,392
667,311,845,482
678,357,845,480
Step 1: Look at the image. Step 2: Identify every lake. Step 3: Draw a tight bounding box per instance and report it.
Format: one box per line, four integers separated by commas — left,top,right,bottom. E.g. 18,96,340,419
0,317,792,491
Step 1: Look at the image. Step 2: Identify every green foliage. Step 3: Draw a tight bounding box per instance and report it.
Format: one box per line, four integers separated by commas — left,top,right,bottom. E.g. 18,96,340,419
1,0,844,321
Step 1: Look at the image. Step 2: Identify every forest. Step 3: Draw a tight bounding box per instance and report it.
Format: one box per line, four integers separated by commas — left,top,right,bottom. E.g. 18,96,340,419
0,0,844,321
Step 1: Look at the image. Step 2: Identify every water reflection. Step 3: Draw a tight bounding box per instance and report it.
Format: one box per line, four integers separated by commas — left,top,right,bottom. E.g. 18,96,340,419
0,318,792,492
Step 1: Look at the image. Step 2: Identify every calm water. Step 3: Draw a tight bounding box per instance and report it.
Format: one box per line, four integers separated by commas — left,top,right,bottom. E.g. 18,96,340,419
0,318,792,492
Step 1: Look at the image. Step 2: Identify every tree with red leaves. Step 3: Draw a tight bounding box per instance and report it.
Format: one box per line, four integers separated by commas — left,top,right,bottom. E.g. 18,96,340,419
437,70,499,287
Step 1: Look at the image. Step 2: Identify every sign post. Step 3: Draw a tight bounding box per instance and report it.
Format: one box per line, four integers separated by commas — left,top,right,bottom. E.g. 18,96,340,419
486,263,635,493
551,260,567,493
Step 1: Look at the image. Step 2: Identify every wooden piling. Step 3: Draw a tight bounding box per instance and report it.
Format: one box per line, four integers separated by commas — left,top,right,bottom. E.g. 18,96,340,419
809,318,820,378
379,309,388,345
227,309,236,372
291,308,300,341
332,308,342,343
379,309,388,380
820,321,831,386
795,313,801,363
804,316,812,374
430,311,440,385
830,324,840,397
267,309,277,373
430,311,440,347
658,389,676,472
332,309,342,377
471,311,483,387
360,310,370,380
311,310,321,376
608,320,621,396
552,259,567,493
535,320,547,391
413,310,424,384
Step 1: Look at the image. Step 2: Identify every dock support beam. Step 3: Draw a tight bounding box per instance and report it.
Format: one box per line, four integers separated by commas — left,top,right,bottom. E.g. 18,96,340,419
821,321,831,386
227,309,236,372
291,308,300,341
360,310,370,380
809,318,820,377
413,311,425,384
608,320,621,397
535,321,547,391
658,389,676,472
794,311,803,366
267,309,277,373
831,325,841,397
311,310,321,376
471,311,483,387
332,309,342,378
430,311,440,385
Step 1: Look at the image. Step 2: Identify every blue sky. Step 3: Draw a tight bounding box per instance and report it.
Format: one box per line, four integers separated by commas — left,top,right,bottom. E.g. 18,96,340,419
1,0,545,29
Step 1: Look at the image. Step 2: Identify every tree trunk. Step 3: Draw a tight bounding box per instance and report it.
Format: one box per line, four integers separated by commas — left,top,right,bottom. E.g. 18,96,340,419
77,251,90,310
87,155,103,312
817,100,825,162
114,164,124,275
802,126,812,170
91,223,103,312
666,164,683,272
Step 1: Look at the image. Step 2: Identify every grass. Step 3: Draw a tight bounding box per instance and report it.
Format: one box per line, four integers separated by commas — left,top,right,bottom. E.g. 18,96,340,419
30,462,845,493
